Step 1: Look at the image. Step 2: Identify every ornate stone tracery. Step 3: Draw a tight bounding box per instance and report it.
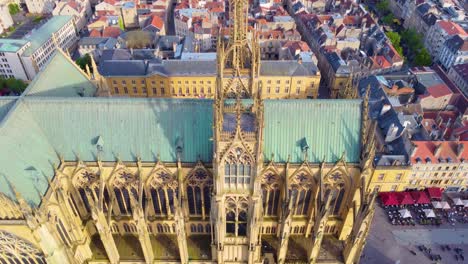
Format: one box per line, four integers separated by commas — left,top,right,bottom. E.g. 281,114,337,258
225,196,249,237
186,166,212,219
0,230,46,264
147,168,178,217
288,170,314,216
261,170,280,216
224,146,253,187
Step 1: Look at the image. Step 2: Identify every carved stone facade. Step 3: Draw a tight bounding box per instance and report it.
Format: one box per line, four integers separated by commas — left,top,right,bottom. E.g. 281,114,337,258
0,0,376,263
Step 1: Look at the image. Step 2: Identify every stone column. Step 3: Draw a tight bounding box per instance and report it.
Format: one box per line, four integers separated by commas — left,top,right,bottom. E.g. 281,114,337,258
174,200,189,264
131,196,154,264
308,191,334,264
89,196,120,264
248,194,263,264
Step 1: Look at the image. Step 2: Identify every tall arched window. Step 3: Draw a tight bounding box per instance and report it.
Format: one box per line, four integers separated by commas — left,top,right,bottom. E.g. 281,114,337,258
148,170,178,217
324,171,347,215
0,231,46,264
53,215,71,247
112,171,138,215
225,196,249,237
224,147,253,189
186,167,212,219
261,172,280,216
288,172,313,216
74,170,111,215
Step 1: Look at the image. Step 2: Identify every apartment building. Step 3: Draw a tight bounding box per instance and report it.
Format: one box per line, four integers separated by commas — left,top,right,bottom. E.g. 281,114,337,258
0,16,78,80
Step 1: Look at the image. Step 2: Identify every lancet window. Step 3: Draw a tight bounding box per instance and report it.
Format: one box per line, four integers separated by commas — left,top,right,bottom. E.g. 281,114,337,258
148,169,178,217
225,196,249,236
324,171,346,215
0,231,46,264
261,172,280,216
186,168,212,219
224,147,252,188
74,170,110,214
112,170,138,215
288,172,313,216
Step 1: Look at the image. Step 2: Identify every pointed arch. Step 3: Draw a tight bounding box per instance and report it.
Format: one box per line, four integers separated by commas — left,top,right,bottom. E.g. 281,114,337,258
288,167,315,216
72,168,111,214
323,161,351,216
0,230,46,264
260,167,281,217
146,166,178,218
225,196,249,237
223,145,254,189
110,169,139,215
185,164,213,219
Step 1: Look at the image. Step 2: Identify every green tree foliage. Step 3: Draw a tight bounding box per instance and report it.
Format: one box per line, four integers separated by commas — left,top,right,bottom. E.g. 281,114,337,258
382,13,395,25
414,48,432,66
376,0,390,13
385,32,403,56
401,29,424,51
8,3,20,15
75,54,93,73
0,77,27,94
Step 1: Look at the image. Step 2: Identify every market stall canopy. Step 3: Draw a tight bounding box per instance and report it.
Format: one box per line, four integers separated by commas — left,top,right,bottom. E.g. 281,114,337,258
441,201,451,210
399,209,412,218
424,209,436,218
380,192,399,206
452,198,464,206
432,201,442,209
410,191,430,204
463,200,468,207
426,187,442,200
398,192,414,205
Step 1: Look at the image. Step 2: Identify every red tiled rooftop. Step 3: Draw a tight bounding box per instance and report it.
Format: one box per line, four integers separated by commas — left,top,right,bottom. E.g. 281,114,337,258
102,26,122,38
149,15,164,29
422,84,453,98
410,141,468,164
89,29,102,37
437,21,467,36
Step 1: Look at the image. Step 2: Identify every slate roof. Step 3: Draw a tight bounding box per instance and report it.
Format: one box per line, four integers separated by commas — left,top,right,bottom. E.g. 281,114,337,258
260,61,318,76
99,59,319,77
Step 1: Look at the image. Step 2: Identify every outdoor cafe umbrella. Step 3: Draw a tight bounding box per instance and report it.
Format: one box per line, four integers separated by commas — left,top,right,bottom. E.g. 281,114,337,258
399,209,412,218
441,201,451,210
410,191,430,204
381,192,399,206
424,209,436,218
398,192,414,206
432,201,442,209
463,200,468,207
452,198,464,206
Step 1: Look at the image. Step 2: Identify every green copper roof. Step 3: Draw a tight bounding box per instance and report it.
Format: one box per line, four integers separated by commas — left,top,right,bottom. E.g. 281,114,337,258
23,16,73,56
0,98,17,121
0,97,214,204
0,39,29,53
263,100,362,163
24,51,96,97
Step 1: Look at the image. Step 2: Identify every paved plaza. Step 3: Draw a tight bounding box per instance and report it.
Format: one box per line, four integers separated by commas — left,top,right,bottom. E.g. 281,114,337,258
361,205,468,263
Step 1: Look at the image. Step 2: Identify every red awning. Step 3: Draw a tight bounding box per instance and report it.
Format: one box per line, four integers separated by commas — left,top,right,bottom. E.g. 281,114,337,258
426,187,443,200
410,191,430,204
398,192,414,205
381,192,399,206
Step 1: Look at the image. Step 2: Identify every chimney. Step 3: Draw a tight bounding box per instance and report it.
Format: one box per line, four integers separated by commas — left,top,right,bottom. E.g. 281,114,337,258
173,42,177,52
457,143,465,159
434,143,443,157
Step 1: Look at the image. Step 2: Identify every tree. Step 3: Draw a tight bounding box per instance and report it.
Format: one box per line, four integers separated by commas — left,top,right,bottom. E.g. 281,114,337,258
376,0,389,13
386,32,403,56
401,29,423,51
126,31,152,49
0,77,27,94
75,54,93,73
414,48,432,66
8,3,20,15
382,13,395,25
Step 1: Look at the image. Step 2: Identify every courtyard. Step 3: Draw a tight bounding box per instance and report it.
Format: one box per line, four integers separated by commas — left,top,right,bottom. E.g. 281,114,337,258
362,198,468,263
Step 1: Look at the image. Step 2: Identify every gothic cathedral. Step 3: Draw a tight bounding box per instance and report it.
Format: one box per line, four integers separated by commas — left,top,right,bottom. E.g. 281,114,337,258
0,0,377,263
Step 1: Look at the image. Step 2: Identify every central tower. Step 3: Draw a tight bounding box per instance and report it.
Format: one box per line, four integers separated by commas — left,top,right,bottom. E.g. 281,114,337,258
212,1,264,263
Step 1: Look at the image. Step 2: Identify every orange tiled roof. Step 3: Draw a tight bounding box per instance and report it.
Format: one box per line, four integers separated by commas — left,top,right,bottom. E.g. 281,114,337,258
437,21,467,36
102,26,122,38
89,29,102,37
410,141,468,164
